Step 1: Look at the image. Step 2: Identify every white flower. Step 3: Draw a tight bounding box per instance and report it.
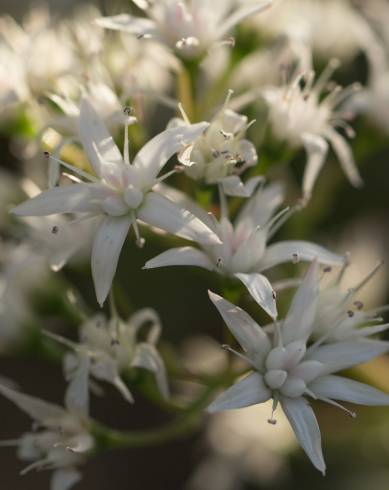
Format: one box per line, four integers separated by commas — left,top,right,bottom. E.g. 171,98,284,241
174,92,259,196
47,309,169,405
144,183,344,318
11,98,220,306
0,383,93,490
263,63,362,200
206,260,389,473
95,0,272,60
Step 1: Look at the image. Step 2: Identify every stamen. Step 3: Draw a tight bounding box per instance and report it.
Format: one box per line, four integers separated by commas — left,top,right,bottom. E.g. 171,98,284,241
178,102,191,124
314,58,340,94
267,397,279,425
44,152,98,183
123,106,134,166
335,252,350,285
132,213,145,248
221,344,253,365
318,396,357,418
353,260,384,293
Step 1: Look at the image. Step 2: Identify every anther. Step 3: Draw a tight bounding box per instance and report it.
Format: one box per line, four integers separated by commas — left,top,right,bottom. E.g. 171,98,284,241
43,151,50,158
51,226,59,234
123,106,134,116
216,257,223,268
292,253,300,264
323,266,332,273
347,310,354,318
272,290,276,300
353,300,364,310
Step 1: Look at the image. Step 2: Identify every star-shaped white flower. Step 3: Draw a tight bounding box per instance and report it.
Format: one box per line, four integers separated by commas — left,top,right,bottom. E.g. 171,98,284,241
263,61,363,200
0,383,93,490
96,0,273,59
46,308,169,405
206,261,389,473
144,183,344,318
11,98,220,306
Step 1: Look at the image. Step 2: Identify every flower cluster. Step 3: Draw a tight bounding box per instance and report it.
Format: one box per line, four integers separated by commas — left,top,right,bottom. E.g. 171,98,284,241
0,1,389,489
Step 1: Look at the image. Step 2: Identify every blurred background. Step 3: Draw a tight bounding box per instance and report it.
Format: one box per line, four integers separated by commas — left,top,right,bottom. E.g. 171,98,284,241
1,0,389,489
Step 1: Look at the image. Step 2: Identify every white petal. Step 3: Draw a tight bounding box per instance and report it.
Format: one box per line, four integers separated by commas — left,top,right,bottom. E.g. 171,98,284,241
221,175,262,198
51,469,82,490
207,372,271,413
138,191,220,245
235,272,277,319
133,122,209,185
259,240,345,271
132,343,170,399
95,14,157,36
144,246,214,270
11,184,103,216
0,384,65,425
307,340,389,375
326,128,363,188
282,260,319,344
65,353,90,417
91,358,134,403
216,1,272,40
309,375,389,406
208,291,271,363
91,215,132,306
281,397,326,474
79,97,123,177
301,133,328,200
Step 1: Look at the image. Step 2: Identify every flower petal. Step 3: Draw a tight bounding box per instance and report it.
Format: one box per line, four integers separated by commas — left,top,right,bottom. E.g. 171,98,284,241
143,246,214,270
207,372,271,413
307,339,389,375
220,175,262,198
133,122,209,185
301,133,328,200
282,260,319,344
281,396,326,474
235,272,277,319
216,1,272,40
79,97,123,177
309,375,389,406
208,290,271,364
326,128,363,188
0,384,65,425
259,240,345,271
65,353,90,418
91,215,132,306
95,14,157,37
132,343,170,399
11,184,103,216
138,191,221,245
51,468,82,490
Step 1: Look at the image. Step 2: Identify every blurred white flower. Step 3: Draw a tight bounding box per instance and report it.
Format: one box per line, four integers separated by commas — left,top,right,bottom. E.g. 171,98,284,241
263,62,362,200
96,0,272,60
173,92,259,196
144,183,344,318
0,383,93,490
47,309,169,406
11,98,220,306
207,260,389,473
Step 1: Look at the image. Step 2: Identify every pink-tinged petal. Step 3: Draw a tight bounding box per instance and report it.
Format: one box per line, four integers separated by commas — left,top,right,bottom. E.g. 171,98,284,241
144,246,214,270
309,375,389,406
11,183,104,216
133,122,209,185
326,128,363,188
0,384,66,425
259,240,345,271
51,468,82,490
216,1,273,40
307,339,389,375
281,396,326,474
95,14,157,36
91,215,132,307
207,372,271,413
138,192,221,245
208,291,271,364
220,175,262,197
282,260,319,344
79,98,123,178
235,272,277,319
301,133,328,200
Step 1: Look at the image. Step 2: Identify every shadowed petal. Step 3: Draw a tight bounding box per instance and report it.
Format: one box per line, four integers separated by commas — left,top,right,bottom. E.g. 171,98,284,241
51,468,82,490
302,133,328,200
326,128,363,187
221,175,262,197
65,353,90,418
132,343,170,399
91,215,132,306
281,396,326,474
138,192,221,245
144,246,214,270
207,372,271,413
235,272,277,319
95,14,157,37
